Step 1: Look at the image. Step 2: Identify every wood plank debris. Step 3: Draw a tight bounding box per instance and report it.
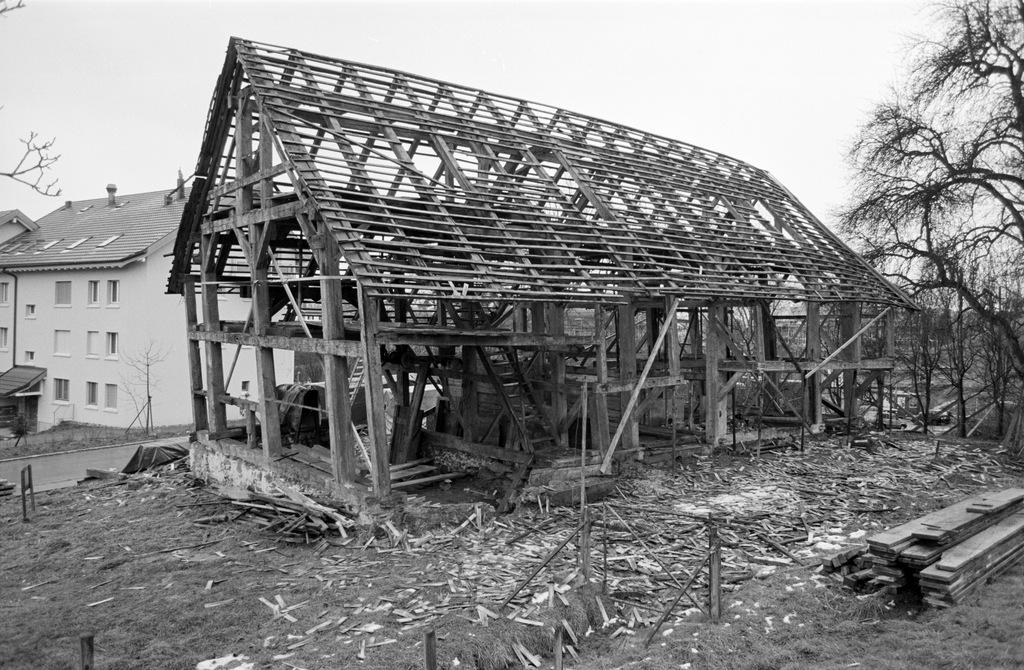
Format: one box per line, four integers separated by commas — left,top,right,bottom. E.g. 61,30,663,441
827,488,1024,605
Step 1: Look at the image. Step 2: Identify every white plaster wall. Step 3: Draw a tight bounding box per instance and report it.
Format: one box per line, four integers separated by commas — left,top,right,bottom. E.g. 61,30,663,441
0,238,294,430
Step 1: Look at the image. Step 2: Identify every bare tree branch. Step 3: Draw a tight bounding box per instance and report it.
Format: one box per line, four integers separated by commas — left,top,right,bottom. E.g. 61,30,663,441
1,132,61,196
1,0,62,196
0,1,26,17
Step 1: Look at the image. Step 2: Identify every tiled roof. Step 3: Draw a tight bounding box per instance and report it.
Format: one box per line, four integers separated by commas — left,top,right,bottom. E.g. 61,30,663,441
0,209,37,232
0,366,46,397
0,188,188,270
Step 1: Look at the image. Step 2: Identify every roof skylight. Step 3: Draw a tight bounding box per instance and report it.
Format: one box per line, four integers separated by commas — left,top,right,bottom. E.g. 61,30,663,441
96,234,121,248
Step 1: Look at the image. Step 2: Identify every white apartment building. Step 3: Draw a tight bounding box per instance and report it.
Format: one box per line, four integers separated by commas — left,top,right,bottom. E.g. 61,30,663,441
0,180,291,432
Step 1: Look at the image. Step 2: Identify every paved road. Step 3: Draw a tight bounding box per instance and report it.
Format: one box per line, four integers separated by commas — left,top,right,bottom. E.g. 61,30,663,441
0,443,144,492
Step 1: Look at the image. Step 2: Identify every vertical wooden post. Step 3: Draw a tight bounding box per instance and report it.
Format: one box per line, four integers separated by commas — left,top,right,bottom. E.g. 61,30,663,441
182,278,208,432
423,629,437,670
317,235,355,483
360,288,391,497
805,302,822,428
591,305,611,455
704,304,728,448
249,112,281,459
251,255,282,460
199,233,228,434
840,301,863,428
665,299,681,459
79,634,94,670
708,521,721,623
616,303,640,454
554,626,564,670
20,465,34,522
461,344,478,443
580,506,592,580
549,303,568,447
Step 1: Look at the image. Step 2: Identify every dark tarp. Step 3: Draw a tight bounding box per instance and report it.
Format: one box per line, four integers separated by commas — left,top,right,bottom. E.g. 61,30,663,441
122,440,189,474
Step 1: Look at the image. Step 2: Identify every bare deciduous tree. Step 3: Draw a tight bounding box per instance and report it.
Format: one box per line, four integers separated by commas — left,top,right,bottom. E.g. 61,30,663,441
1,0,60,196
842,0,1024,381
120,342,171,435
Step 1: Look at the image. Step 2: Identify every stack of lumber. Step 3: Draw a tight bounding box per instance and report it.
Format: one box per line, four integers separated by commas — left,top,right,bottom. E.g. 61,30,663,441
0,478,14,498
844,488,1024,604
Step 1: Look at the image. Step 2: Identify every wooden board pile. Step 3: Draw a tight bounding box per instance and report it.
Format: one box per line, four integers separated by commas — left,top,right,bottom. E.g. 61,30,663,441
0,478,14,498
841,488,1024,606
217,485,358,540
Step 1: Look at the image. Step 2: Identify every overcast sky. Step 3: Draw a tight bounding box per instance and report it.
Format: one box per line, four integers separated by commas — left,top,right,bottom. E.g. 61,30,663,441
1,0,928,224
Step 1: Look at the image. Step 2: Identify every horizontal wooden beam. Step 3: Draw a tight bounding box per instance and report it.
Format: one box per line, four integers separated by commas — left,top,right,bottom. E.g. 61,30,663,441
201,201,311,235
208,163,289,199
375,329,592,349
421,429,532,464
589,372,690,395
189,329,361,357
719,358,894,373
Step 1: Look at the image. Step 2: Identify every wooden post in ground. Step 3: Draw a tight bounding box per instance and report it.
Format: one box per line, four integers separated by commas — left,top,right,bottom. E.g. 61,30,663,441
704,304,728,449
580,506,592,580
79,634,94,670
360,288,391,498
708,521,721,623
554,626,564,670
20,464,34,523
423,629,437,670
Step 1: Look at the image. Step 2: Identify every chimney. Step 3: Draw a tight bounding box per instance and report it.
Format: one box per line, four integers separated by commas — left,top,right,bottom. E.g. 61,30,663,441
176,169,185,200
64,200,73,210
106,184,117,206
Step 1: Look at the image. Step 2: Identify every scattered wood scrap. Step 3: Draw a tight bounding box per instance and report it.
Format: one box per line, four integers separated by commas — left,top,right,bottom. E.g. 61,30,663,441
0,478,13,498
219,485,357,540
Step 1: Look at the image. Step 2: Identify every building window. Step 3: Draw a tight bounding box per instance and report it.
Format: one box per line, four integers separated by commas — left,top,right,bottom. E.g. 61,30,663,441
24,351,34,362
86,382,98,407
107,280,119,305
54,378,70,402
87,280,100,305
54,281,72,306
104,383,118,410
25,304,35,318
54,329,70,356
105,332,119,358
0,327,7,350
0,282,8,304
86,331,99,357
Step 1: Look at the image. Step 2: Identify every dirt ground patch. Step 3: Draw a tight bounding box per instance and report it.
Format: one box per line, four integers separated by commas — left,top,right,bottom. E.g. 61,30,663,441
2,435,1024,669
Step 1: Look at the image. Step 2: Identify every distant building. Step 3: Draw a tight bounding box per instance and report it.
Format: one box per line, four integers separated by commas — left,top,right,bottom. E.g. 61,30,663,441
0,178,291,433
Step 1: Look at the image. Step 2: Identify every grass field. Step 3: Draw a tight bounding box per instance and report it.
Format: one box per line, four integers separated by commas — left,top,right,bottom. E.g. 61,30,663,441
2,440,1024,669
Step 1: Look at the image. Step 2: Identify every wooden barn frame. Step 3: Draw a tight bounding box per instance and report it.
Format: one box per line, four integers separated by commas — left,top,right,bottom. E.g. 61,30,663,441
169,38,914,504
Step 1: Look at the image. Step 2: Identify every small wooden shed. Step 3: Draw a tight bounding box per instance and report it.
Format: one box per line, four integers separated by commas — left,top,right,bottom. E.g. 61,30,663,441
169,38,914,504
